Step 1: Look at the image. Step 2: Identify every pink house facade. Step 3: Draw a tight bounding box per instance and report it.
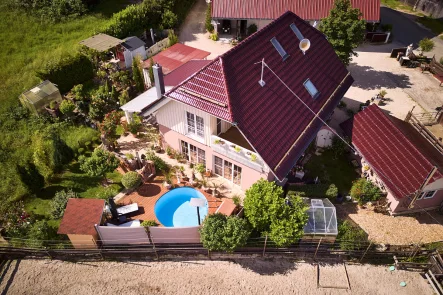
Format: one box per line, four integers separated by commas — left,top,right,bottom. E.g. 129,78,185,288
156,101,273,191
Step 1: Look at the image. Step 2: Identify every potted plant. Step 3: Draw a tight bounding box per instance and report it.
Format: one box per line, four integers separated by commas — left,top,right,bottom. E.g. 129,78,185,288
195,163,206,178
166,146,175,159
214,139,221,145
163,170,173,189
379,90,387,98
250,154,257,162
234,146,242,153
201,178,209,191
179,166,185,176
204,169,212,178
211,182,222,197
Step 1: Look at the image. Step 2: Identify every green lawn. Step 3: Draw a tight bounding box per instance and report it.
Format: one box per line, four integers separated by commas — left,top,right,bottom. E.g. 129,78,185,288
381,0,414,12
304,150,358,195
25,161,123,219
0,0,129,113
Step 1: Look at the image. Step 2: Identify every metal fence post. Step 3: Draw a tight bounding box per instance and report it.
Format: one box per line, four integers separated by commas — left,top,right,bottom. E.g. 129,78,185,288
314,238,322,260
359,242,373,263
263,235,268,257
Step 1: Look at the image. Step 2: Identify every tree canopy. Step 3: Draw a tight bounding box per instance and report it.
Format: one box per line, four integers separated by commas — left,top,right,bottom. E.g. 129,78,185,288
243,179,308,246
320,0,366,66
350,178,382,204
200,213,251,252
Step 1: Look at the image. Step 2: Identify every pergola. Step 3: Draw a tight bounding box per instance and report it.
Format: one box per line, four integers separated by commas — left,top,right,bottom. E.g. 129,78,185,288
79,33,123,52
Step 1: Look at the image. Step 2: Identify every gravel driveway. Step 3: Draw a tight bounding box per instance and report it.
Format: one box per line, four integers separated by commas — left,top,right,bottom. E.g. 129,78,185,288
0,259,432,295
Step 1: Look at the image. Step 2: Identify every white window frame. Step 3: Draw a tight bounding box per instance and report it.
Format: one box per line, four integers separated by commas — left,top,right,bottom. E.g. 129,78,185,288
185,111,204,139
180,140,206,166
417,190,437,200
213,156,242,186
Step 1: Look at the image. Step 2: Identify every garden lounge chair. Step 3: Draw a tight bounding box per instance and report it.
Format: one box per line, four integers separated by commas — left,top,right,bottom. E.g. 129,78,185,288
108,198,139,217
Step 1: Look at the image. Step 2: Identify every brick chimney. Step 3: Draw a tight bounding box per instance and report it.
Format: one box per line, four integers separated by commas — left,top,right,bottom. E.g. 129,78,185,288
153,63,165,99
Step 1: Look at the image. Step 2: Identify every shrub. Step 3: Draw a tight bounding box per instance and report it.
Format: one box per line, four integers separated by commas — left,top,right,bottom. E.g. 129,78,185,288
36,54,94,93
168,30,179,47
95,187,119,199
232,195,241,206
7,0,87,22
200,213,251,252
146,152,169,172
350,178,382,204
119,89,130,106
71,84,85,101
122,171,142,189
337,220,368,250
50,189,78,219
247,24,258,36
329,136,348,159
419,38,435,53
141,220,158,227
205,4,213,32
79,148,120,181
209,32,218,41
59,100,76,116
288,184,331,198
325,184,338,199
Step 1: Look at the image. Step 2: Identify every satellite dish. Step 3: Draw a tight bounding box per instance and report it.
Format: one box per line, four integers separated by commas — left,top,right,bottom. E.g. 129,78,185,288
299,39,311,54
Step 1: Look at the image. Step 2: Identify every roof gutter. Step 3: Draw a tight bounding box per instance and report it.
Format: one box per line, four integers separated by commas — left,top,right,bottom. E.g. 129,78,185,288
274,72,351,171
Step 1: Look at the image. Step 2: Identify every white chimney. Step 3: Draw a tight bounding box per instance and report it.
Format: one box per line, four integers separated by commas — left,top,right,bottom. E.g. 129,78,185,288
153,63,165,99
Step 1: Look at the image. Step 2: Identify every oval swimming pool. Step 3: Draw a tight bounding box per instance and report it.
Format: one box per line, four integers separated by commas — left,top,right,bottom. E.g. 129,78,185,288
154,187,208,227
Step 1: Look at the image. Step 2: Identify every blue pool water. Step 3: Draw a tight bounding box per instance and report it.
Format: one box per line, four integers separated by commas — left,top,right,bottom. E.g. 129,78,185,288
154,187,208,227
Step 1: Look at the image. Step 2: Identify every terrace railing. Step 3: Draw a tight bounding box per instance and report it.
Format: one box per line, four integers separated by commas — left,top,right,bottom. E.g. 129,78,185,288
210,135,268,173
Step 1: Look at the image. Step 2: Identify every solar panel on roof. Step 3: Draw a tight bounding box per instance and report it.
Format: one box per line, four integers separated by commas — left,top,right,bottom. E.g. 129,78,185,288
270,37,290,61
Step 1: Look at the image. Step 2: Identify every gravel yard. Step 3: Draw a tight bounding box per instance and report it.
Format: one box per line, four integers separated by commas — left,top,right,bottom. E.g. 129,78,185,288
338,204,443,245
0,259,433,295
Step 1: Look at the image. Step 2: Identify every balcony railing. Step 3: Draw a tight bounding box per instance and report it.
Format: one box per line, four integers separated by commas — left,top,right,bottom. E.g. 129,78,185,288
210,135,268,173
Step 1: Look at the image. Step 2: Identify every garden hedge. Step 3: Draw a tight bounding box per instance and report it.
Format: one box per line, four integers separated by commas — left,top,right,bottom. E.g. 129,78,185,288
36,54,93,93
288,184,331,198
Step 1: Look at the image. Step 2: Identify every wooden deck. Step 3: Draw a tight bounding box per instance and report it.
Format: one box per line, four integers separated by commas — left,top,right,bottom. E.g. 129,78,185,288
117,176,222,225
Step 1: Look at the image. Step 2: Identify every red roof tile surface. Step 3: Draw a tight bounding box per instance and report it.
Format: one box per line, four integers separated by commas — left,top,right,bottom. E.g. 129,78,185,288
212,0,380,22
349,105,443,200
143,44,210,74
167,11,353,180
58,199,105,235
164,60,212,87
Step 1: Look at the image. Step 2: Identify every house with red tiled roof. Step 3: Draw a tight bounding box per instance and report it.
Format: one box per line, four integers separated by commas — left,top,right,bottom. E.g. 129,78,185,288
58,199,105,248
209,0,380,36
142,11,353,190
341,105,443,215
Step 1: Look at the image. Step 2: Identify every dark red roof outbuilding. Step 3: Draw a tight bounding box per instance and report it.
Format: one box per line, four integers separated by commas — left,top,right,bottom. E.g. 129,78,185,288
58,199,105,236
345,104,443,200
211,0,380,22
167,11,353,180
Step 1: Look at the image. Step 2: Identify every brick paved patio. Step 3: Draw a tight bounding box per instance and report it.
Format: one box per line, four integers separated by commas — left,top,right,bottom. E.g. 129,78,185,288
117,175,222,224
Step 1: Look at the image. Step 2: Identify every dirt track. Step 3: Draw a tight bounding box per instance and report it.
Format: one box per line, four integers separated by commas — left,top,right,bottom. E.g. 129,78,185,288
0,259,432,295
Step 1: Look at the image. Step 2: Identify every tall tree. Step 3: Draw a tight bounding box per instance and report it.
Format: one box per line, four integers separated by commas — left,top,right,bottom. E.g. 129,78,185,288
320,0,366,66
243,179,308,246
132,57,145,93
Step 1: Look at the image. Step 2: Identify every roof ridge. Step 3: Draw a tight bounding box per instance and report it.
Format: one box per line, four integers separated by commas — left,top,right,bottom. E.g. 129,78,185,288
219,57,234,122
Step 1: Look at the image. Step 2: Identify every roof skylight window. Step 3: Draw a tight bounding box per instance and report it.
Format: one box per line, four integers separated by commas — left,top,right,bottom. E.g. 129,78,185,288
290,23,304,41
304,79,320,99
270,37,290,61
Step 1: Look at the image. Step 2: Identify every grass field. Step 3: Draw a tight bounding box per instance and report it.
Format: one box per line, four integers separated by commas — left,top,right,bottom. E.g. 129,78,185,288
0,0,129,113
304,150,358,195
25,161,123,220
381,0,414,12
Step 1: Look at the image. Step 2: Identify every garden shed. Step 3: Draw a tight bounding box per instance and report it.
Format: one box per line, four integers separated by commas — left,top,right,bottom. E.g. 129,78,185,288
58,199,105,249
303,198,338,236
19,80,62,115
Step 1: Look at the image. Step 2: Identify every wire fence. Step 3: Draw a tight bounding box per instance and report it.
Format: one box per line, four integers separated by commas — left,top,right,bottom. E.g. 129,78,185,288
1,236,441,263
